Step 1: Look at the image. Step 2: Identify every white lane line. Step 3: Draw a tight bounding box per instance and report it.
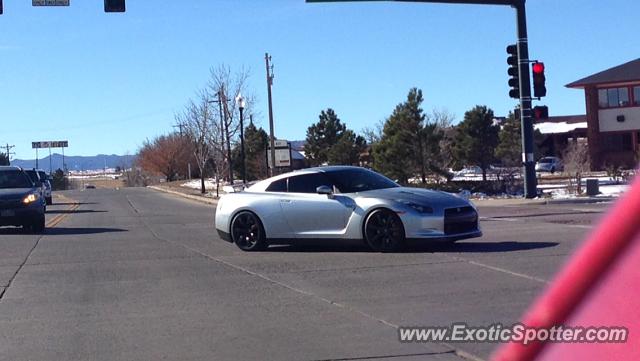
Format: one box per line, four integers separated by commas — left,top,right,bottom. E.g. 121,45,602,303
568,225,593,229
480,217,519,222
448,256,550,284
129,194,484,361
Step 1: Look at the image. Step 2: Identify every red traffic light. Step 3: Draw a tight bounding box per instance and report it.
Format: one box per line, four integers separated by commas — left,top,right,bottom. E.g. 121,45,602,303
532,62,545,74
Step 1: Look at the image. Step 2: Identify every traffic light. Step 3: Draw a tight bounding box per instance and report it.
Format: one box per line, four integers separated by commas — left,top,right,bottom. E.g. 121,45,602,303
533,105,549,120
104,0,125,12
532,62,547,98
507,44,519,99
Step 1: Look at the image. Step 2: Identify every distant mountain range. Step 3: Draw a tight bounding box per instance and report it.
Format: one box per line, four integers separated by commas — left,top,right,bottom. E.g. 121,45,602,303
11,154,135,172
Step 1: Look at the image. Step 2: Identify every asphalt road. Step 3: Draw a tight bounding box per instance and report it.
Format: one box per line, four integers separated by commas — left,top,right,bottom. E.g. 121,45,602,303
0,188,612,361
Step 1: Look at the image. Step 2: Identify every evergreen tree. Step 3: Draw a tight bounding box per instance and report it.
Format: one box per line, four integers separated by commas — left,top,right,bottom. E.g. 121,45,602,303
0,152,8,166
452,105,500,181
304,109,347,166
304,108,365,166
495,112,521,167
327,129,367,166
232,121,269,181
373,88,437,184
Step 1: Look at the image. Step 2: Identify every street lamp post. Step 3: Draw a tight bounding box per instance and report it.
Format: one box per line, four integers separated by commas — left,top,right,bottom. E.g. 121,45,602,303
236,94,247,186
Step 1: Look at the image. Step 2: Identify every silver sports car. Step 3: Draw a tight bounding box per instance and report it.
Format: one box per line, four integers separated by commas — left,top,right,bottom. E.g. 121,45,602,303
215,166,481,252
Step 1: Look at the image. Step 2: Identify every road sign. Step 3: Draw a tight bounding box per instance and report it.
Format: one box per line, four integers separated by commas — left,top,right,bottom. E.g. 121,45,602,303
32,0,69,6
266,140,291,168
32,141,68,149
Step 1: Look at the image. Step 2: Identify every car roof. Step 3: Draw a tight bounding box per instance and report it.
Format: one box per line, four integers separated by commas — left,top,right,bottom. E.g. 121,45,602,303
0,166,23,171
248,166,366,191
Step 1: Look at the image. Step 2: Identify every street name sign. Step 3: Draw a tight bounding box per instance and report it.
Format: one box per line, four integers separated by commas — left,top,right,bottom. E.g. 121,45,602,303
32,0,70,6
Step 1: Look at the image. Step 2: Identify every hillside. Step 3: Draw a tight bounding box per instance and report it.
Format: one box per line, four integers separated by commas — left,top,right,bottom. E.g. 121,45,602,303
11,153,135,172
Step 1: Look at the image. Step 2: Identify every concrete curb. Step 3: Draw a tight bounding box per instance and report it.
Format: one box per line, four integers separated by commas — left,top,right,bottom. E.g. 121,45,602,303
148,186,218,206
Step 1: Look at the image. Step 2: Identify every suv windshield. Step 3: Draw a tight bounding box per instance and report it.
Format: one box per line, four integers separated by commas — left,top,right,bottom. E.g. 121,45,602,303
38,171,48,182
0,170,34,189
24,170,40,184
325,168,399,193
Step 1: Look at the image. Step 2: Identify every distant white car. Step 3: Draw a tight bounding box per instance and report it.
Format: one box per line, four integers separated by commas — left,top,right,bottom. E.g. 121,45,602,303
535,157,563,173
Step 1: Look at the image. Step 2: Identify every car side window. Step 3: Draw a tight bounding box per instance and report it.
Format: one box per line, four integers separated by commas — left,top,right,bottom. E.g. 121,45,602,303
265,178,287,192
287,173,333,193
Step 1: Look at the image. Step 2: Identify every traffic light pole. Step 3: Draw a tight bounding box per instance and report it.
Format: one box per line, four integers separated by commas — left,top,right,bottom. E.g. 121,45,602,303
513,0,537,198
306,0,538,197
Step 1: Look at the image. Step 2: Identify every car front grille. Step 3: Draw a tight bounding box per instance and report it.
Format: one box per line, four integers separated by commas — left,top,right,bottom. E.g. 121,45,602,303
0,199,22,209
444,206,478,235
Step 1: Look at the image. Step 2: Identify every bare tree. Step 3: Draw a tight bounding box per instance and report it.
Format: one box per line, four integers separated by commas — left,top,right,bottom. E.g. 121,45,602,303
563,140,590,195
179,90,215,194
207,65,254,185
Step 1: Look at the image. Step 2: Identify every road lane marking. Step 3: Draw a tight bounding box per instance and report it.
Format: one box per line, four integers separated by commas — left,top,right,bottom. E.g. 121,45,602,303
128,194,484,361
446,255,549,284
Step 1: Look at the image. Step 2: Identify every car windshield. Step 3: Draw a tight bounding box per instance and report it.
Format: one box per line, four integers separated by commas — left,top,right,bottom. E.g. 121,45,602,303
25,170,40,183
539,158,554,163
0,170,34,189
325,169,399,193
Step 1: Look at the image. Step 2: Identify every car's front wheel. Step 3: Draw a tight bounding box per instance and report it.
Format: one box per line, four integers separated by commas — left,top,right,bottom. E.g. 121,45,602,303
24,215,45,234
230,211,267,251
364,209,405,252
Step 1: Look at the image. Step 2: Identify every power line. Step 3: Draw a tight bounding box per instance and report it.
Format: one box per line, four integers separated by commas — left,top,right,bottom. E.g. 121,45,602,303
2,143,15,165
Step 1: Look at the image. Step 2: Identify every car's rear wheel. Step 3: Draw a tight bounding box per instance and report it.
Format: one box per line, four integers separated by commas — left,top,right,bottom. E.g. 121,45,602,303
364,209,405,252
231,211,267,251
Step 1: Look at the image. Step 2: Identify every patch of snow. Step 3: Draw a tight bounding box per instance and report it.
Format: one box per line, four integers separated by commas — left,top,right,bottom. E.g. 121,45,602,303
534,121,587,134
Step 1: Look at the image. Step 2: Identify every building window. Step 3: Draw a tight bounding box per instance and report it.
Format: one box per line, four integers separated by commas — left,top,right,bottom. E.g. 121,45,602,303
634,86,640,106
602,133,633,152
598,87,630,108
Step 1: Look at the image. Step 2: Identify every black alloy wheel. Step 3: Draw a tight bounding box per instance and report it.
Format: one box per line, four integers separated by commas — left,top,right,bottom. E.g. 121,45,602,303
231,211,267,251
364,209,405,252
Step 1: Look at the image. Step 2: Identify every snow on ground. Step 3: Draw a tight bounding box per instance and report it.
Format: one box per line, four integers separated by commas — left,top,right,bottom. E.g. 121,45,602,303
545,183,629,199
534,121,587,134
181,178,219,190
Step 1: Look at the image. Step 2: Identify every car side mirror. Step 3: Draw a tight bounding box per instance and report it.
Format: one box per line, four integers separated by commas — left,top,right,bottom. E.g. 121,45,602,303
316,185,334,198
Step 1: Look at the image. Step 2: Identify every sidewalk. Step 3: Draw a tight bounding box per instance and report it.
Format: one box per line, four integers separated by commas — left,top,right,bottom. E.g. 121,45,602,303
148,185,218,205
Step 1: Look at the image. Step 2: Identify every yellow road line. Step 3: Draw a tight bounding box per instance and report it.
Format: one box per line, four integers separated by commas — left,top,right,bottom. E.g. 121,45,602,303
46,196,80,228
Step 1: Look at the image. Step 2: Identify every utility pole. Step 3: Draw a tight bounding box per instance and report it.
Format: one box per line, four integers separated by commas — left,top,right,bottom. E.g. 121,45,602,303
173,123,184,136
221,90,234,184
3,144,15,165
265,53,276,177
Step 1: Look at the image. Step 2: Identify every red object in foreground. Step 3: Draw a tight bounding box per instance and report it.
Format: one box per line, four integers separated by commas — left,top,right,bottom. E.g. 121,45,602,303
492,175,640,361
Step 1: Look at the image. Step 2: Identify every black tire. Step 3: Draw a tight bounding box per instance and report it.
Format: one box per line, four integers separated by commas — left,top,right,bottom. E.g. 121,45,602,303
23,215,45,234
32,215,46,233
550,167,555,174
230,211,267,251
364,209,405,252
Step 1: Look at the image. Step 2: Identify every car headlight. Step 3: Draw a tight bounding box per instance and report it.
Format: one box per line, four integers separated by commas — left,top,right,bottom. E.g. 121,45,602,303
401,201,433,214
22,193,40,204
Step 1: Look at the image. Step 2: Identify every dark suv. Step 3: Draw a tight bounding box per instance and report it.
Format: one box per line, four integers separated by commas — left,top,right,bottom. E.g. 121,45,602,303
0,166,46,232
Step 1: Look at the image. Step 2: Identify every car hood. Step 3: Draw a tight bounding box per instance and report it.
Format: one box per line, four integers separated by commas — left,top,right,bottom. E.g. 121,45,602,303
355,187,470,208
0,188,34,200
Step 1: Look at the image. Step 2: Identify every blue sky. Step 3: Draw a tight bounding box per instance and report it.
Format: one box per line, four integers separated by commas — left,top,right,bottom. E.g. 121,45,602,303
1,0,638,159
